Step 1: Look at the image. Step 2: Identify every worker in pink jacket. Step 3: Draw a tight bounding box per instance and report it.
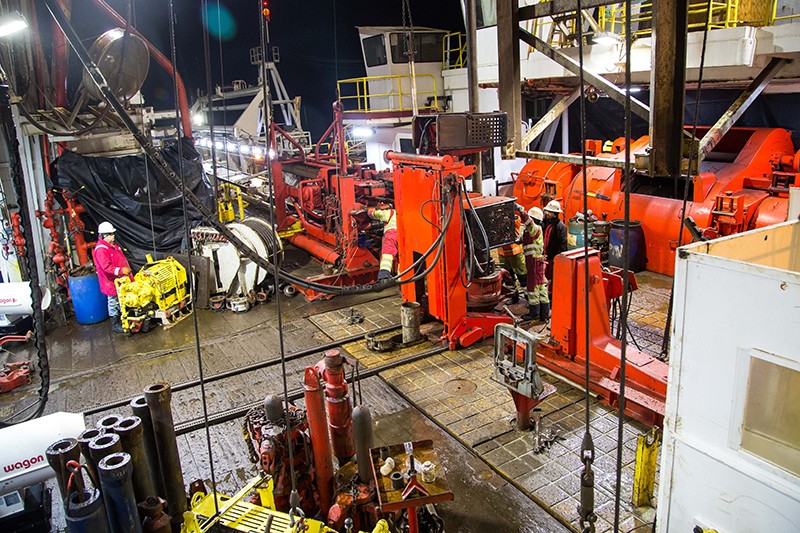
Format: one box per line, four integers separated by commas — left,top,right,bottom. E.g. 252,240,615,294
91,222,133,333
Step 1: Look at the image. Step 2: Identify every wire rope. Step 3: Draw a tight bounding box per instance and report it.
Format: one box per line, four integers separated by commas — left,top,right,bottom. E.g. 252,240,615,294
575,2,597,531
613,0,635,528
257,3,300,522
660,0,713,358
202,0,221,192
167,0,219,515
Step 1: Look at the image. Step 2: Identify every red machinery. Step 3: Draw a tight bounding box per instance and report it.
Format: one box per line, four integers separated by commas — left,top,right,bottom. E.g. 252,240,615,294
35,189,94,285
269,104,394,299
388,151,515,349
514,127,800,275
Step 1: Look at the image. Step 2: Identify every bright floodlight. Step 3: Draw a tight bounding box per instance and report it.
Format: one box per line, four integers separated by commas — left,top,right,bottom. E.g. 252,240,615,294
240,145,251,155
352,126,374,138
191,112,205,126
0,12,28,38
592,31,622,45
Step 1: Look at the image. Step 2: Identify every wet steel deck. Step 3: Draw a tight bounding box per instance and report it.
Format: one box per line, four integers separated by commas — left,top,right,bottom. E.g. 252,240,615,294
0,272,671,532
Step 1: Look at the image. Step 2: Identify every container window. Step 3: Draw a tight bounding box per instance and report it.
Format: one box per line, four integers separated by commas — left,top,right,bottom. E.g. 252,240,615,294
741,356,800,477
390,33,444,64
363,35,387,67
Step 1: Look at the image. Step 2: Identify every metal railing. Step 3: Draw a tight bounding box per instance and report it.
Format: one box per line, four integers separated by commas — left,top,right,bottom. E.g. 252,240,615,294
772,0,800,24
336,74,439,114
598,1,740,36
443,32,467,70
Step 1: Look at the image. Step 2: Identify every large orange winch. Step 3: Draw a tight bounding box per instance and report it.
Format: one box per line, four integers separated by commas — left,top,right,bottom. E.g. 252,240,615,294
514,127,799,275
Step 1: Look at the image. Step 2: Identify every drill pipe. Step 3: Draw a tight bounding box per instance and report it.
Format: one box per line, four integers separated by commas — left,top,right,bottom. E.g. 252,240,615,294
131,396,166,500
319,349,355,464
143,383,187,528
46,437,81,501
303,366,334,515
352,405,374,485
77,427,106,485
65,487,110,533
98,452,142,533
114,416,156,503
96,414,123,434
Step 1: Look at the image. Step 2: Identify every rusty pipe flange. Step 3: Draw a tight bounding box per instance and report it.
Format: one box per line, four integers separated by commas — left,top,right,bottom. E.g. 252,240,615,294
209,295,225,312
323,348,344,368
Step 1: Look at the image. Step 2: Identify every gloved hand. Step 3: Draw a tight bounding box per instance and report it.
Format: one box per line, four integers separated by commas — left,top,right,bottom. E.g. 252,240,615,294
377,269,391,281
514,203,525,214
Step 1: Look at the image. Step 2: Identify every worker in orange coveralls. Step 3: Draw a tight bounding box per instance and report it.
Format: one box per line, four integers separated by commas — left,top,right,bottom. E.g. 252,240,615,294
368,207,397,280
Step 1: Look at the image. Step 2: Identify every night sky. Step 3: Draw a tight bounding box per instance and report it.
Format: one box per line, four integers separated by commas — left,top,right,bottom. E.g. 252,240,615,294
64,0,465,138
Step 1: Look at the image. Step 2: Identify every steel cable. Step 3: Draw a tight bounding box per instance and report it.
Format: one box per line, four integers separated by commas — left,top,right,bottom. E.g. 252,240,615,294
167,0,219,516
613,0,635,529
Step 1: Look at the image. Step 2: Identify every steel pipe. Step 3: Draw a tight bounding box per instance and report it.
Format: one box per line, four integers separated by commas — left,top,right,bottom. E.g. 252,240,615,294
98,452,142,533
130,396,166,500
352,405,374,484
303,367,334,515
77,427,106,485
65,487,109,533
400,301,422,344
96,414,123,433
144,383,187,529
114,416,156,503
46,437,81,501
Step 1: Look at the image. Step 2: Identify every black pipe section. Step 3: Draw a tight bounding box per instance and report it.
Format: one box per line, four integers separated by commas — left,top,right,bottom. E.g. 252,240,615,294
175,345,448,435
65,487,109,533
89,433,123,531
77,427,106,484
46,438,80,501
114,416,156,503
98,452,142,533
97,414,123,434
85,324,400,416
131,396,166,500
352,405,374,484
144,383,187,529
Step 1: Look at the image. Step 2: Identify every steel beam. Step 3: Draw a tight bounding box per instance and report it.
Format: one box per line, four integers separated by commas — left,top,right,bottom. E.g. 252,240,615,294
698,57,788,161
498,0,522,158
517,150,626,169
520,0,615,20
520,89,580,149
649,0,689,179
519,28,650,120
467,0,482,192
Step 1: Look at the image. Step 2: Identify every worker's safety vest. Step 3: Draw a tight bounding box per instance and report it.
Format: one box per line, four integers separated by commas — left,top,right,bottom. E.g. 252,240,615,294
370,209,396,231
499,217,523,256
522,221,544,258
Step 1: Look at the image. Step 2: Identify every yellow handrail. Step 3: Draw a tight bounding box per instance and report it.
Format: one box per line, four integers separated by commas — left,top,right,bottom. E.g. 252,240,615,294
336,74,439,114
772,0,800,23
597,1,743,37
443,32,466,70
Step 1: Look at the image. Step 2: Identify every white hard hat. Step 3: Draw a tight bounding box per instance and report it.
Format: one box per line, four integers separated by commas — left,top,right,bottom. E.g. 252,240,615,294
544,200,563,214
98,222,116,234
529,207,544,222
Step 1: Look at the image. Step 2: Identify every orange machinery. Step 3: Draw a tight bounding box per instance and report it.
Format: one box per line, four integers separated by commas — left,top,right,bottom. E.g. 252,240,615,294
514,127,800,275
269,104,394,299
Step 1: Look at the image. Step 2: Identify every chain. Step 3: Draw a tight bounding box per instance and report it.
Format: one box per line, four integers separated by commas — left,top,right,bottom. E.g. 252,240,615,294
0,86,50,423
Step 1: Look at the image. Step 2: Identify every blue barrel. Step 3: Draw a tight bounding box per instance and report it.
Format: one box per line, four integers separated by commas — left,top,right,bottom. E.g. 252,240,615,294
68,273,109,324
609,219,647,272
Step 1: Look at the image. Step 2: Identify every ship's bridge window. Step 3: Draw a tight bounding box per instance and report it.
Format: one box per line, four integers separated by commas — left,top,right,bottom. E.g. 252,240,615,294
363,34,387,67
389,32,444,64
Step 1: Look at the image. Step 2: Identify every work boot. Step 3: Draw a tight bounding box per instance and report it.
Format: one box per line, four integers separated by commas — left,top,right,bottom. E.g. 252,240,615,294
516,273,527,288
111,315,124,333
377,269,391,281
539,302,551,321
522,303,540,322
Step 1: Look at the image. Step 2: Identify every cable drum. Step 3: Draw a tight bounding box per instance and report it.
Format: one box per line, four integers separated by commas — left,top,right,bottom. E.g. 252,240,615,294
226,218,283,289
240,217,284,267
82,28,150,101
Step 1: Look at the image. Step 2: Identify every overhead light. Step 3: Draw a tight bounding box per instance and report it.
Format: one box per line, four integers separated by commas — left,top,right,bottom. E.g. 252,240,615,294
352,126,375,138
240,144,251,155
191,112,205,126
592,31,623,45
226,142,237,152
268,148,276,160
0,12,28,38
214,140,224,150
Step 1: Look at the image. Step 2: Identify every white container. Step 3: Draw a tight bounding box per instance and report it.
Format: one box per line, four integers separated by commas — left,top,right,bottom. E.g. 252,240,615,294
658,221,800,533
0,412,85,494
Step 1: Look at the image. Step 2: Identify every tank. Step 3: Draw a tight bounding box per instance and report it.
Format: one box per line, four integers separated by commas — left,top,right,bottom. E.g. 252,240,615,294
609,219,646,272
567,216,594,250
67,273,109,325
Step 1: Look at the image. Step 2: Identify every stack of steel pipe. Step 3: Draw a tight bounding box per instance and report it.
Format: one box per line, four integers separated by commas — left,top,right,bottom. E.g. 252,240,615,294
144,382,187,530
45,438,81,501
77,427,106,484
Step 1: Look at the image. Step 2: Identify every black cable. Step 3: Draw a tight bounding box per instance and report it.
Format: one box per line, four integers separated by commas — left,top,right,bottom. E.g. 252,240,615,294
167,0,219,515
575,3,597,532
0,88,49,424
660,0,713,358
613,0,634,529
258,3,300,521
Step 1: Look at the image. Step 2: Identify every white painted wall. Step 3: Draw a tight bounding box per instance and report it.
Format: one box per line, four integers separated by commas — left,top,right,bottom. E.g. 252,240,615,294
659,221,800,533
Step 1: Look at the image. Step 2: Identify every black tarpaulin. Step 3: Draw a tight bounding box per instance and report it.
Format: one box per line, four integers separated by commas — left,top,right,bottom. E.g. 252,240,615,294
52,137,214,269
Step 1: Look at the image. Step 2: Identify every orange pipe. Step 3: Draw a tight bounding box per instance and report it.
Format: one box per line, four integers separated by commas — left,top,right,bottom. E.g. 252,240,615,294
303,367,334,515
90,0,192,137
287,233,340,265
